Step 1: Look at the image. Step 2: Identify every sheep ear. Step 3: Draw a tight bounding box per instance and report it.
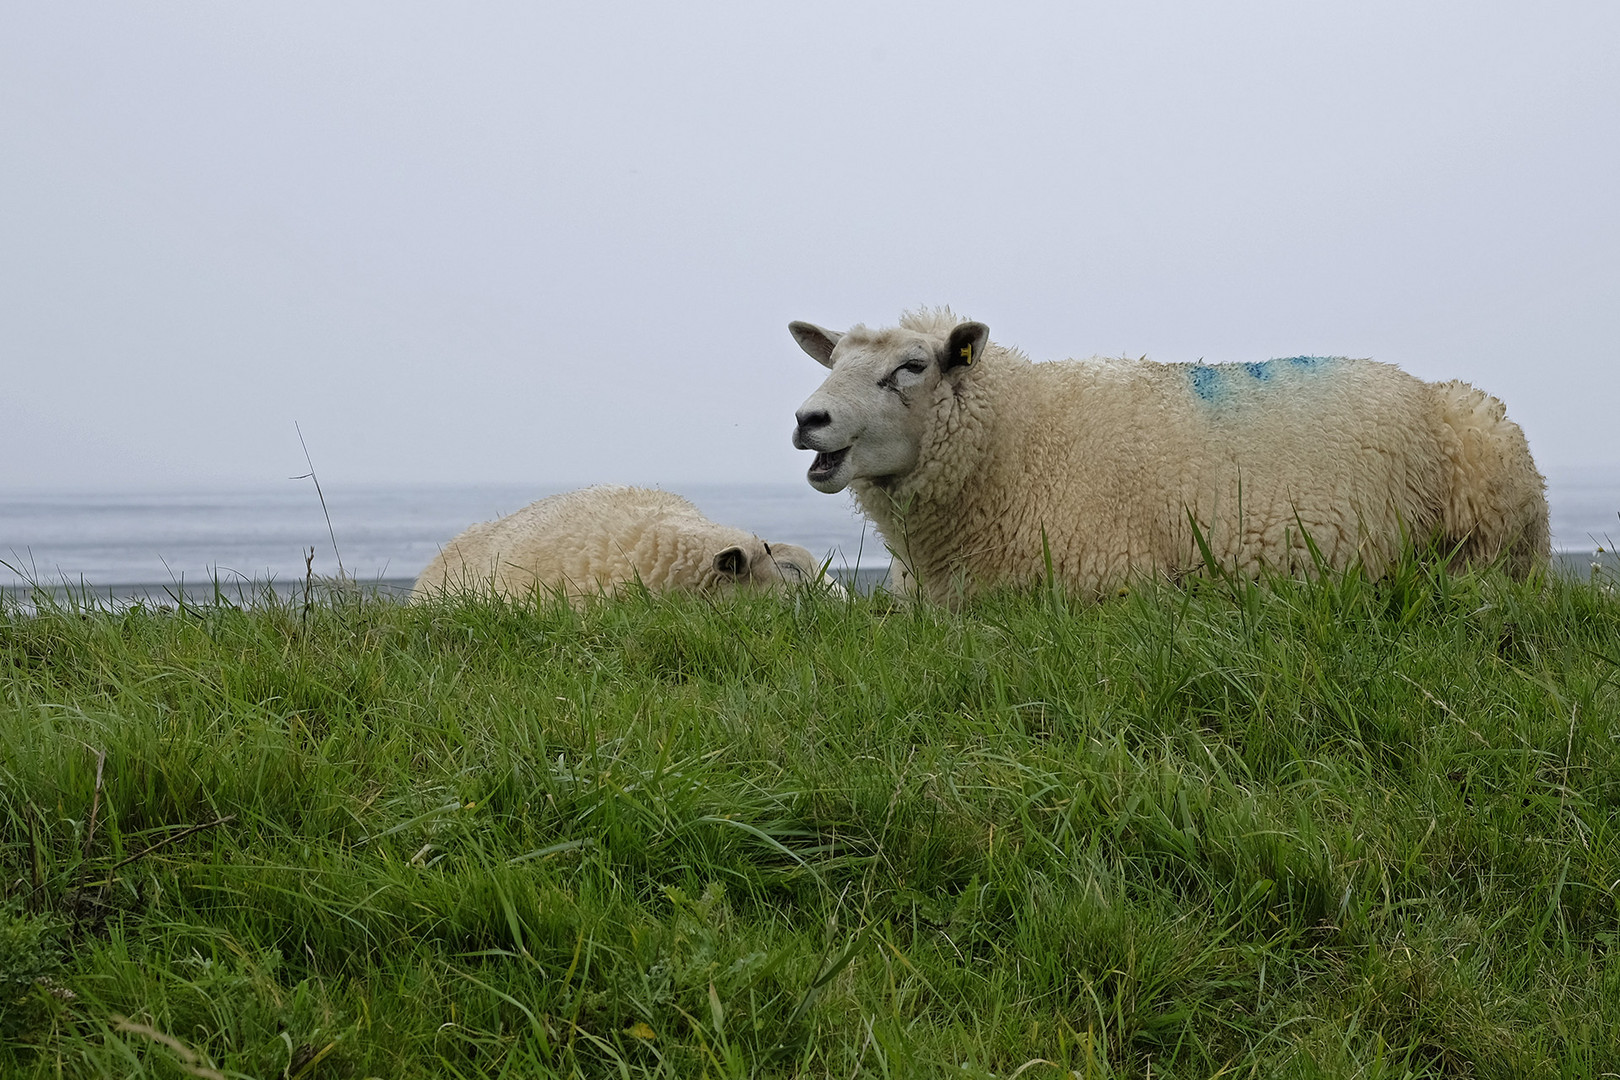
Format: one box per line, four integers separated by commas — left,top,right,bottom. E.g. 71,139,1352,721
713,545,750,578
940,322,989,372
789,321,843,369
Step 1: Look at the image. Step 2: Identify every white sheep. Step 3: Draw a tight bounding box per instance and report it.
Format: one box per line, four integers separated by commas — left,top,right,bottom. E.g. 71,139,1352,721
789,308,1549,603
412,485,837,604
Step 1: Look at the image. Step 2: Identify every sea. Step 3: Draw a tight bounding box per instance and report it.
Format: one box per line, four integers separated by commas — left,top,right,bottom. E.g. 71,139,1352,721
0,483,889,605
3,472,1617,606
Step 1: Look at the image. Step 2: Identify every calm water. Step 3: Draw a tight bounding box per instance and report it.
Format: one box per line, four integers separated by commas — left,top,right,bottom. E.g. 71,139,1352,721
2,472,1616,596
0,483,884,593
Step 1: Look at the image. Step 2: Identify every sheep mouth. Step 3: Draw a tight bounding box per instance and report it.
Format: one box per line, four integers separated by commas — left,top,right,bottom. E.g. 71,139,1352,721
807,447,850,483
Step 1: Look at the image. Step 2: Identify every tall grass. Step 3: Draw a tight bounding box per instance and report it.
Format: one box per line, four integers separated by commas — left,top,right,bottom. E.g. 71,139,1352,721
1,556,1617,1077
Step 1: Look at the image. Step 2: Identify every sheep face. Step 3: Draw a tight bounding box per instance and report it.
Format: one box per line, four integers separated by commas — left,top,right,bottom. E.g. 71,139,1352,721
789,319,988,494
713,539,844,597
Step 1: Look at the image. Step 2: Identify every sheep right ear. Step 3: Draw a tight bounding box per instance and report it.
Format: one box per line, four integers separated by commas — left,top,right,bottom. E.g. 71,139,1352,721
941,322,989,372
789,321,843,369
713,546,750,578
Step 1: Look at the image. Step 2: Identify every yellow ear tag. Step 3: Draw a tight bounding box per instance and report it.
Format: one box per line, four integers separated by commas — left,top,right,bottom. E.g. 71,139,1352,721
959,345,973,364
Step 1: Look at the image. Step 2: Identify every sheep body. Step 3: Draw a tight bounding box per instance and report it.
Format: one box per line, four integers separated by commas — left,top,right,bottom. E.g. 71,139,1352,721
789,309,1548,602
412,485,832,603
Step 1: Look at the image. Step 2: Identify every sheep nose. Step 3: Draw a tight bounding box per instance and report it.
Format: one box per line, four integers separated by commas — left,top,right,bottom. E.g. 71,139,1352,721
793,408,831,448
796,408,831,431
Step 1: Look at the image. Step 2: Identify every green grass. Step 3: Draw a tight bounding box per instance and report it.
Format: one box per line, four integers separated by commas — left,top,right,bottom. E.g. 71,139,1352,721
1,558,1617,1078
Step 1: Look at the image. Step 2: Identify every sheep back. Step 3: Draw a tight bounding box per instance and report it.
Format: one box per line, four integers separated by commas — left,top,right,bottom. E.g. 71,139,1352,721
412,485,821,603
851,343,1545,601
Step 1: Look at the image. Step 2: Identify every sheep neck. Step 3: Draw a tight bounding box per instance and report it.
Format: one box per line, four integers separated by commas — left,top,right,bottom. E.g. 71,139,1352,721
851,350,1022,597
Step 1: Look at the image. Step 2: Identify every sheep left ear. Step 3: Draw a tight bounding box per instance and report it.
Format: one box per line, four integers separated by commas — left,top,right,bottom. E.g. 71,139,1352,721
940,322,989,372
789,322,843,369
713,546,749,578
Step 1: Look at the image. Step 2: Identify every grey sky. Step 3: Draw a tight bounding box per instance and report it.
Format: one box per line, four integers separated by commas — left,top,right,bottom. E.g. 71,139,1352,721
3,3,1616,494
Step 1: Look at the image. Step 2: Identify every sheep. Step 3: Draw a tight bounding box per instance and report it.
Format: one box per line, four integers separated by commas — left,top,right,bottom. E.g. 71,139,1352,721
789,308,1549,603
412,485,837,604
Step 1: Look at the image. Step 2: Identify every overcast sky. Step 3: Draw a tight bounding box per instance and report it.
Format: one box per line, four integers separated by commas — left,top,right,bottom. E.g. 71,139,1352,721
3,2,1617,496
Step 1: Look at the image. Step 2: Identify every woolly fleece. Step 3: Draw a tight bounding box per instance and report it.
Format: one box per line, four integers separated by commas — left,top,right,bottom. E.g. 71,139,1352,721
790,309,1549,603
412,485,832,604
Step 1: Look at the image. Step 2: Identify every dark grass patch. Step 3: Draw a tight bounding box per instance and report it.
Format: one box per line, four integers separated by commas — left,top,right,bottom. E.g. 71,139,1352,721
1,565,1617,1076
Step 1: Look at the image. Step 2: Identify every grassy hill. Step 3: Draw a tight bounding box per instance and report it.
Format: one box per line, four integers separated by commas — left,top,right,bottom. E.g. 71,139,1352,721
2,560,1617,1078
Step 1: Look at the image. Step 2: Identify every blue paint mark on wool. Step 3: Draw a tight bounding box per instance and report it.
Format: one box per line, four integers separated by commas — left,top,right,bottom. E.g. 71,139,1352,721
1189,365,1221,400
1186,356,1339,406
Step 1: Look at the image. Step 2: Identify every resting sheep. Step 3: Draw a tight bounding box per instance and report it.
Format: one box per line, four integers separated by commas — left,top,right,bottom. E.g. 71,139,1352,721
789,308,1549,603
412,485,836,604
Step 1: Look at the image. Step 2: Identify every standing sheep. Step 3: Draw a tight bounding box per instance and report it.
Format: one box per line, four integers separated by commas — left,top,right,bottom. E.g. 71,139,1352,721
412,485,837,604
789,308,1548,603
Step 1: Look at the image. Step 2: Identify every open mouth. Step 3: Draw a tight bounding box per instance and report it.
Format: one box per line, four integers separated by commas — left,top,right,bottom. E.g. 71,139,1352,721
807,447,850,482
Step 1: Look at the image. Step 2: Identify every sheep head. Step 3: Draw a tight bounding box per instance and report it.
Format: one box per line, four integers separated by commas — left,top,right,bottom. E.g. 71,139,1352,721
789,316,988,494
711,538,844,596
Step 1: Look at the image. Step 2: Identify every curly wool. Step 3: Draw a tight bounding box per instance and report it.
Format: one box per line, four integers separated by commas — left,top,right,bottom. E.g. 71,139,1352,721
802,309,1549,602
412,485,829,604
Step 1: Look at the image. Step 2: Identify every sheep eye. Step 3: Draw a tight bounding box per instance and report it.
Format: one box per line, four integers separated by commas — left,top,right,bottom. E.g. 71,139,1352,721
883,360,929,388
